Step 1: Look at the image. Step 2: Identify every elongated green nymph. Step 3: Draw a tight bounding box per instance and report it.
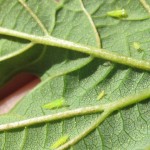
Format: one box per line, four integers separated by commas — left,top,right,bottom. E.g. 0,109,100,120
42,98,65,110
107,9,127,18
50,135,69,149
97,90,105,100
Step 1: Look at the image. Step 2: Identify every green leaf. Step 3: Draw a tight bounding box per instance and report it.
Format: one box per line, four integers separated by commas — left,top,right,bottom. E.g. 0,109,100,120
0,0,150,150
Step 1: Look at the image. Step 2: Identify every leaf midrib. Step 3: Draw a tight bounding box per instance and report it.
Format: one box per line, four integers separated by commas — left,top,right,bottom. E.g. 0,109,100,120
0,27,150,71
0,86,150,150
1,86,150,131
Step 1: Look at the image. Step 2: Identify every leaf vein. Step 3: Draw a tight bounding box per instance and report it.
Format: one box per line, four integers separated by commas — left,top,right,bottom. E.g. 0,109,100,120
140,0,150,14
0,27,150,71
79,0,101,48
18,0,49,35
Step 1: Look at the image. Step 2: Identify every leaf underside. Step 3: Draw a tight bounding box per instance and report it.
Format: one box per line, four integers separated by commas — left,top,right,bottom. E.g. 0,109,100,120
0,0,150,150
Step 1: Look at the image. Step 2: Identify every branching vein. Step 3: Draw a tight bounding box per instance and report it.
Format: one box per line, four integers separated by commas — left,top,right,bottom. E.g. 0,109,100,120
18,0,49,35
0,27,150,71
140,0,150,14
80,0,101,48
0,87,150,132
0,42,34,62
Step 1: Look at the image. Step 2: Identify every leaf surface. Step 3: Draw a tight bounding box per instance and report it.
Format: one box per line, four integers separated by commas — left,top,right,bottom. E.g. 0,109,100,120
0,0,150,150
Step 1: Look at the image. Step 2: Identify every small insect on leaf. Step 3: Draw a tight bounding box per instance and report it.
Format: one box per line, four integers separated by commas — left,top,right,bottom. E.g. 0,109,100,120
42,98,65,110
103,61,112,66
133,42,143,52
107,9,127,18
50,135,69,149
97,90,105,100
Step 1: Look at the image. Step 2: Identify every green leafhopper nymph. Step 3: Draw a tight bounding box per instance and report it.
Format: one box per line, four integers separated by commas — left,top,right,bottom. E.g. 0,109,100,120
42,98,66,110
97,90,105,100
107,9,127,18
133,42,143,52
50,135,69,149
103,61,112,66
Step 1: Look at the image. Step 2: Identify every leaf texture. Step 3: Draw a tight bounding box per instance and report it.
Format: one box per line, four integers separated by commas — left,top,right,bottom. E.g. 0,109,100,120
0,0,150,150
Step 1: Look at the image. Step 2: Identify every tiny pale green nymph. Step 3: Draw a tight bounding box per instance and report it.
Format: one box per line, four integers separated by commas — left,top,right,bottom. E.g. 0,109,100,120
107,9,128,18
97,90,105,100
133,42,143,52
50,135,69,149
42,98,65,110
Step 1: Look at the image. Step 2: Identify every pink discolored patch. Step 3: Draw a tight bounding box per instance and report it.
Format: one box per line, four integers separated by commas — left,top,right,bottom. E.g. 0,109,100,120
0,72,41,114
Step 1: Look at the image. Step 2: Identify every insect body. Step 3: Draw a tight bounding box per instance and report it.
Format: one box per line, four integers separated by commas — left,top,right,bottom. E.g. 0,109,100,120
107,9,127,18
133,42,143,52
50,135,69,149
103,61,112,66
42,98,65,110
97,90,105,100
